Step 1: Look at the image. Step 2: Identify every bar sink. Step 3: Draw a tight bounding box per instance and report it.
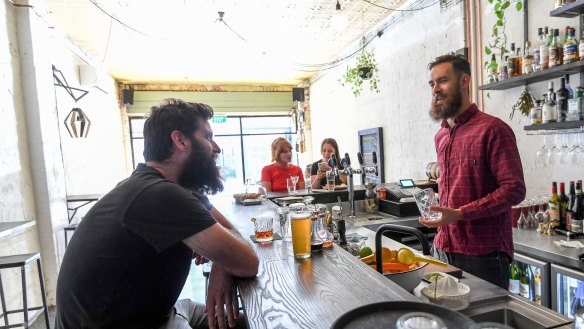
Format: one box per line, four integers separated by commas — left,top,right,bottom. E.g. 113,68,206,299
461,294,572,329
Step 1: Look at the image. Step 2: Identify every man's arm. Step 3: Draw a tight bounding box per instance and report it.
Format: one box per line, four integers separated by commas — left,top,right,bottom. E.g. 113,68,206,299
210,207,235,230
183,224,258,278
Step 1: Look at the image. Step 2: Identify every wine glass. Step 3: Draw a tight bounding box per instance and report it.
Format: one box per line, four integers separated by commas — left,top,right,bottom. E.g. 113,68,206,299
570,133,584,166
546,134,560,166
304,171,312,193
535,134,549,168
558,134,571,166
290,175,299,192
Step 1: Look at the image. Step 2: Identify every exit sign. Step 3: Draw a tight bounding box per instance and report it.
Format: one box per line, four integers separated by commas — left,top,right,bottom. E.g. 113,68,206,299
212,115,227,124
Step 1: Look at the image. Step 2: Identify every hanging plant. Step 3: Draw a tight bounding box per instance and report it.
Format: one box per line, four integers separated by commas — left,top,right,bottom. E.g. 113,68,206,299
484,0,523,68
510,87,534,120
339,46,380,97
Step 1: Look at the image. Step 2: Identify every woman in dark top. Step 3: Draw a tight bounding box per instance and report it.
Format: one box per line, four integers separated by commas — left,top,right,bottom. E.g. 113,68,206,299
309,138,347,189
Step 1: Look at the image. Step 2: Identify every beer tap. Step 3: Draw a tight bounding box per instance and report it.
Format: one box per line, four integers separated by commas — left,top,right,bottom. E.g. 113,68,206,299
358,151,379,183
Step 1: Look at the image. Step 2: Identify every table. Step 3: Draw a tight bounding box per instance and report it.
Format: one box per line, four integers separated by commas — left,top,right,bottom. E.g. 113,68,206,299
0,221,36,240
66,194,103,224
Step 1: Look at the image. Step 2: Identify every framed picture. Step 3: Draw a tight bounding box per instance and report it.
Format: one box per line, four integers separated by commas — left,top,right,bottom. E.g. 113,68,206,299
358,127,384,183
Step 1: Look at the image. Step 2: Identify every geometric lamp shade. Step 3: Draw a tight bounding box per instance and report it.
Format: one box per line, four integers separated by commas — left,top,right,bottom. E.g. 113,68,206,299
64,108,91,138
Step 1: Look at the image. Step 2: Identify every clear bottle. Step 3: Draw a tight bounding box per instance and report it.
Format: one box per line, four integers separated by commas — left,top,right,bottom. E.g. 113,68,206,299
487,54,498,83
549,182,561,228
549,29,561,68
519,263,531,300
566,74,575,99
557,78,569,122
542,82,558,123
523,41,534,74
564,28,578,64
530,99,543,124
499,56,509,81
579,30,584,60
533,267,542,304
508,261,520,294
508,43,517,76
533,27,543,71
540,26,550,70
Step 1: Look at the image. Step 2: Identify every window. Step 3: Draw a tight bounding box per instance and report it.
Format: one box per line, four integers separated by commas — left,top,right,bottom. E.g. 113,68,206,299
129,115,297,191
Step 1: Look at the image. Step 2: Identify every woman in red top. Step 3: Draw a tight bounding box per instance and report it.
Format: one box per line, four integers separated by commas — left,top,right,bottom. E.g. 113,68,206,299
261,137,305,192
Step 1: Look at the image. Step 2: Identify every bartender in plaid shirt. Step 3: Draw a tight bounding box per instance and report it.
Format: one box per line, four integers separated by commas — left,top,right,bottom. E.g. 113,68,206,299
421,53,526,289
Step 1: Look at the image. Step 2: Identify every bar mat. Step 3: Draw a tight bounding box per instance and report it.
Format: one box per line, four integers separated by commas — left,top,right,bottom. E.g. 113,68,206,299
249,232,282,243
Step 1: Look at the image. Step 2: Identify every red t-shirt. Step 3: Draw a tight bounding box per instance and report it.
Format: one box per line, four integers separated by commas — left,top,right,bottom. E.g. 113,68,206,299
261,163,304,192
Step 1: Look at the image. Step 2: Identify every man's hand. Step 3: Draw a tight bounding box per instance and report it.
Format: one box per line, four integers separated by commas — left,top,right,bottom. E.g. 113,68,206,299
419,206,463,228
205,264,238,329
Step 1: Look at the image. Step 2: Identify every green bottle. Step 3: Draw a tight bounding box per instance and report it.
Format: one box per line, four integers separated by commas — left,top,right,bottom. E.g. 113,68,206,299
508,261,520,294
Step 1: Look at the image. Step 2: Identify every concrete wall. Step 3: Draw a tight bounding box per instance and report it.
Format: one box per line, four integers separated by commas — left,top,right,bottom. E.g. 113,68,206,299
309,0,583,197
1,0,126,309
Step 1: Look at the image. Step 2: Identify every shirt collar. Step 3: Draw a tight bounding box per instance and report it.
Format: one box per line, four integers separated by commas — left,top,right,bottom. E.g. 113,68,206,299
440,103,478,128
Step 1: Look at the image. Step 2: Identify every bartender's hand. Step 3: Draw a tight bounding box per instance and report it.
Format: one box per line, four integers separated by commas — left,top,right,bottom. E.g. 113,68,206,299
205,264,238,329
418,206,463,228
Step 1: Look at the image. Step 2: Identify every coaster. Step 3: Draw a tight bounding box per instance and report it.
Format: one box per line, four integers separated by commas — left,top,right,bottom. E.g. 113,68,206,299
249,232,282,243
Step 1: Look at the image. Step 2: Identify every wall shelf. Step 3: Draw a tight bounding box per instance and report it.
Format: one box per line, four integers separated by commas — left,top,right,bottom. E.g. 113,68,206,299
479,60,584,91
550,0,584,18
524,120,584,131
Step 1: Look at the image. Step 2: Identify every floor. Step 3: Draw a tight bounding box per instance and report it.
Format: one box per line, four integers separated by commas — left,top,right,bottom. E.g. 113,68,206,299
29,265,208,329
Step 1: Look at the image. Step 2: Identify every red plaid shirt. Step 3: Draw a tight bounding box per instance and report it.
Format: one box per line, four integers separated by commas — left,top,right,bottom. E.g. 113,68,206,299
434,104,525,259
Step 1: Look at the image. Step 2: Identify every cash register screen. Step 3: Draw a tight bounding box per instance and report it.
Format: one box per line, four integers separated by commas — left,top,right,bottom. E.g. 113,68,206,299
399,179,415,187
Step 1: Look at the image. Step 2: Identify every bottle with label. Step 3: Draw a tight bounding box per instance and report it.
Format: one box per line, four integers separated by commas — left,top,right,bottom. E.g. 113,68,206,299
557,78,569,122
541,26,550,69
567,181,576,231
533,27,543,71
549,181,561,228
523,41,534,75
564,28,578,64
579,30,584,61
487,54,498,83
543,82,558,123
515,47,523,76
574,181,584,234
509,260,521,294
566,74,574,99
520,263,531,300
530,99,543,124
533,266,542,304
569,87,584,121
310,213,323,252
499,56,509,81
560,182,570,230
549,29,561,68
508,43,517,76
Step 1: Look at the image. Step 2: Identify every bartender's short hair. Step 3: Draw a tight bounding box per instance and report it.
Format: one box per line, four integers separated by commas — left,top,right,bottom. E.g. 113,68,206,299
428,53,471,78
143,98,214,162
270,137,292,162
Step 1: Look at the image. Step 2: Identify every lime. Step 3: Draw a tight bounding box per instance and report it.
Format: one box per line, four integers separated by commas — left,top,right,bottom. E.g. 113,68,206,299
359,246,373,258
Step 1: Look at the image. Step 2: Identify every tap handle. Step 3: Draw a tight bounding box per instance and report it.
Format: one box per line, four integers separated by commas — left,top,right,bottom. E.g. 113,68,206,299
357,152,364,166
344,153,351,166
328,153,338,168
372,151,377,165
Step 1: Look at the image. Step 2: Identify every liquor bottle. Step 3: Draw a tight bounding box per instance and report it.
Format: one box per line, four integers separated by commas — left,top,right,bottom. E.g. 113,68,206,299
549,29,561,68
487,54,498,83
530,99,543,124
519,263,531,300
515,47,523,76
533,27,543,71
549,182,561,228
566,74,574,99
523,41,534,74
533,267,542,304
508,261,520,294
567,181,576,231
542,82,558,123
560,182,570,230
579,30,584,61
499,56,509,81
557,78,569,122
508,43,518,76
541,26,550,70
575,181,584,234
555,0,563,9
564,28,578,64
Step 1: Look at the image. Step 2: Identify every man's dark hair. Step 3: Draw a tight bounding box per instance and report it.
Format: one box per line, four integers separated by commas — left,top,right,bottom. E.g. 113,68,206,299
428,53,471,78
143,98,214,162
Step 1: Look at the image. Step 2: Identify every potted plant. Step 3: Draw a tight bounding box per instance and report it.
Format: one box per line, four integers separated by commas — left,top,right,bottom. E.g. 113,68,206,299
483,0,523,69
339,46,380,97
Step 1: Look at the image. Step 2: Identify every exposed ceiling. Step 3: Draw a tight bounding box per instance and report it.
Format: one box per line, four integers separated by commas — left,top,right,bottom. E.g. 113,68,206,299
42,0,410,85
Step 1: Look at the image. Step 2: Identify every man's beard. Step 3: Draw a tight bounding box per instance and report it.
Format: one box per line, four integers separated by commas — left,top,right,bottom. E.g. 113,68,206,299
429,83,463,121
178,137,224,194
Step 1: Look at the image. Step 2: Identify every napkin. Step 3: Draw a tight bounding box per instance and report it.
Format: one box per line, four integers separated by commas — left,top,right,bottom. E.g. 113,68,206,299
554,240,584,248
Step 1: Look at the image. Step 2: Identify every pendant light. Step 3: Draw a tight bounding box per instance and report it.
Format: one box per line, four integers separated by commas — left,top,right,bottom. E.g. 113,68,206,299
64,108,91,138
330,0,348,32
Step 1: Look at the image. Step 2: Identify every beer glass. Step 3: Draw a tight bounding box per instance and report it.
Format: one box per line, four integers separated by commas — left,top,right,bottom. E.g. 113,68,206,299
290,210,311,259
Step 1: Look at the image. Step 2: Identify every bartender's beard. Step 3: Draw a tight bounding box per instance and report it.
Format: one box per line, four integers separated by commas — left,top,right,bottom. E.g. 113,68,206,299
178,137,224,194
429,83,463,121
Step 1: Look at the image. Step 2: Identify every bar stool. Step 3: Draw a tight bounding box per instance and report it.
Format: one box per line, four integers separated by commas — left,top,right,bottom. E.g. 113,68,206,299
0,253,50,329
64,223,78,248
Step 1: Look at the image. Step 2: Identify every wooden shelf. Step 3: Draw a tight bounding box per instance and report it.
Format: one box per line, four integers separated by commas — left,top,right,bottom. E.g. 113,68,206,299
550,0,584,18
479,60,584,90
524,120,584,131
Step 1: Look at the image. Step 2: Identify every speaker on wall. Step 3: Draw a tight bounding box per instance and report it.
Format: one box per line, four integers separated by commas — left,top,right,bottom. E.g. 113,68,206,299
122,89,134,105
292,88,304,102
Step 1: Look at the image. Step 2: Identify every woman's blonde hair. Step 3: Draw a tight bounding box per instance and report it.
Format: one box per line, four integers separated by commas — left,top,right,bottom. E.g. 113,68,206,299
271,137,292,162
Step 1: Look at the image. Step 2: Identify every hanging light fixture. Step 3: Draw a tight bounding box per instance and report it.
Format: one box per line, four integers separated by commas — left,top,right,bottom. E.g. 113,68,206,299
330,0,349,32
64,108,91,138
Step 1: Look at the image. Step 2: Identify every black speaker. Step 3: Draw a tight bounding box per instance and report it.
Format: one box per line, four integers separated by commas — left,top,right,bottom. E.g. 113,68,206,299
122,89,134,105
292,88,304,102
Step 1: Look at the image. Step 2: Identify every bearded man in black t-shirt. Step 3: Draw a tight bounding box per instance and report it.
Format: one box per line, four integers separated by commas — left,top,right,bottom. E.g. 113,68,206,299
55,99,259,329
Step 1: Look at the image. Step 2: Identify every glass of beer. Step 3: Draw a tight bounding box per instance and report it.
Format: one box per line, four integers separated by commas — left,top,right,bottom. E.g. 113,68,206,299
253,216,274,242
290,210,311,259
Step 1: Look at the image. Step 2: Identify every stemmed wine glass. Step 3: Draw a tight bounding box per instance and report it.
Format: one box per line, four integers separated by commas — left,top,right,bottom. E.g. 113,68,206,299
535,133,549,168
558,134,571,166
546,134,561,166
570,133,584,166
290,175,299,192
304,171,312,193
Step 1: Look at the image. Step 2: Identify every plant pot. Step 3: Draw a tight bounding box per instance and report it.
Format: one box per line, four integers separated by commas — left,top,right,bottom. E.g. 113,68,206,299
358,67,372,80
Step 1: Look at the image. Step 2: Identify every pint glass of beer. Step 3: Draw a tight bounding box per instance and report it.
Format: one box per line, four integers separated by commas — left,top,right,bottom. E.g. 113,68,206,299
290,210,311,259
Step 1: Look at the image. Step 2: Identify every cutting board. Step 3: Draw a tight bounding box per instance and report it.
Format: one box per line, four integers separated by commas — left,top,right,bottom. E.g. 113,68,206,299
422,263,463,278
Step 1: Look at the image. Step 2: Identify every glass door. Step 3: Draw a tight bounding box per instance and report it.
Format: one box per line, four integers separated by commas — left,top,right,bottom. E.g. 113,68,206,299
552,263,584,319
513,253,551,307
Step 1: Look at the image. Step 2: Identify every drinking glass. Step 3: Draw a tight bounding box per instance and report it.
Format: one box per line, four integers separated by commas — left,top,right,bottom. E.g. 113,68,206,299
413,188,442,220
326,170,335,190
291,175,299,190
546,134,561,166
558,134,571,166
570,133,584,166
253,216,274,242
304,170,312,193
287,178,297,194
290,210,312,259
535,134,549,168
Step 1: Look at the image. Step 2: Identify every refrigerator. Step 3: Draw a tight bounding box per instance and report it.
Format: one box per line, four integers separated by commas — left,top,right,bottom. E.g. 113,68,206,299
552,263,584,319
513,252,551,307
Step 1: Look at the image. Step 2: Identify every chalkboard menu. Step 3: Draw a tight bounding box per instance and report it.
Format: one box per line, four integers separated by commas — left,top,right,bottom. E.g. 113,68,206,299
358,127,384,183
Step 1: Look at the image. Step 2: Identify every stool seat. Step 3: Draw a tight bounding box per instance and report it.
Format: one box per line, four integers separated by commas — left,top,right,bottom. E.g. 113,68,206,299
0,252,50,329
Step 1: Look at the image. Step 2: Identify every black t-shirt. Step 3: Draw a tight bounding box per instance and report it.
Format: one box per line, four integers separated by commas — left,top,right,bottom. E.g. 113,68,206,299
55,165,217,329
310,160,342,188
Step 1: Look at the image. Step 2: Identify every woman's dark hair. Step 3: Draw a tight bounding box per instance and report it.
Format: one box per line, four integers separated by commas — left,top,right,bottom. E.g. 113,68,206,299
143,99,214,162
321,138,343,169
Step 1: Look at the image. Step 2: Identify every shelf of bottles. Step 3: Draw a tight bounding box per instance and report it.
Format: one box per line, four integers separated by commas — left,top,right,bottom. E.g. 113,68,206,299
524,120,584,133
550,0,584,18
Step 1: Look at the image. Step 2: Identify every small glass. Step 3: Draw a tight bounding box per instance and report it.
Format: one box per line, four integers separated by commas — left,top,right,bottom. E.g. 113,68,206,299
253,216,274,242
413,188,441,220
287,177,297,194
304,170,312,193
396,312,446,329
326,170,335,190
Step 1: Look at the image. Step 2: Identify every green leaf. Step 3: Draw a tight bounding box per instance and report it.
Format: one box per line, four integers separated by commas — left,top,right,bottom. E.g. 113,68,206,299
516,1,523,11
494,3,501,10
501,1,510,9
485,47,492,55
496,11,504,19
488,0,493,3
496,19,504,26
